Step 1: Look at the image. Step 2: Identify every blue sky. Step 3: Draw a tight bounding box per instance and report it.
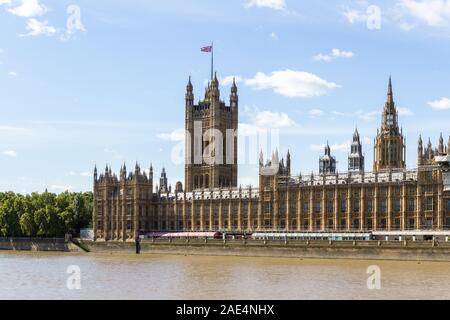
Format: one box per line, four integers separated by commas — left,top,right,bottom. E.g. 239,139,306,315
0,0,450,193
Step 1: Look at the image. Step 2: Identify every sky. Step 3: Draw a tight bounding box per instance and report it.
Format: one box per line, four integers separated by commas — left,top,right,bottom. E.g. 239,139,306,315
0,0,450,193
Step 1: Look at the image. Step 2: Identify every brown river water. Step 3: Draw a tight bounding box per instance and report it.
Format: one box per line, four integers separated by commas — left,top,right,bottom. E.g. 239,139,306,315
0,252,449,300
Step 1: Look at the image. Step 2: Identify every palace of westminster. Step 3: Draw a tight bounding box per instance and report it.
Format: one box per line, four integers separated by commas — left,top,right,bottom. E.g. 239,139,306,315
93,75,450,241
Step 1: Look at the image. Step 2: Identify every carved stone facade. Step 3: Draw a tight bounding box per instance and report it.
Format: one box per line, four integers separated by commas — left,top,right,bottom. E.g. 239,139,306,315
93,77,450,241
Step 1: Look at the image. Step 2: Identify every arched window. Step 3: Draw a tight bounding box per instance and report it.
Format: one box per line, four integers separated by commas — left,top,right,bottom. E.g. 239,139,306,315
194,176,199,189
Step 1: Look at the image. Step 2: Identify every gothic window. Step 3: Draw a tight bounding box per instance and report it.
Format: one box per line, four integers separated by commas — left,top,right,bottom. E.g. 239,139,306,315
314,202,321,214
315,219,321,229
408,219,415,229
353,199,360,213
394,198,401,212
407,197,416,212
303,202,309,213
380,199,387,213
328,219,333,228
326,201,333,214
425,197,434,211
340,198,347,213
367,200,373,214
393,218,401,230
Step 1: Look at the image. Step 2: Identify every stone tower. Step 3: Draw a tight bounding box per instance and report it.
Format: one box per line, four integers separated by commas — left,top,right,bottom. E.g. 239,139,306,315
348,128,365,173
319,142,336,175
185,74,238,191
373,77,406,172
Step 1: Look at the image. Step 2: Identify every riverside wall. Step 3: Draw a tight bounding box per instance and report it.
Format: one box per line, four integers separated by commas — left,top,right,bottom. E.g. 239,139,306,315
0,237,82,252
83,239,450,262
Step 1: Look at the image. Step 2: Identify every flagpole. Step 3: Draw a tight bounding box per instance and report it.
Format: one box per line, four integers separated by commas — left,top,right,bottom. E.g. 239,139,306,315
211,42,214,81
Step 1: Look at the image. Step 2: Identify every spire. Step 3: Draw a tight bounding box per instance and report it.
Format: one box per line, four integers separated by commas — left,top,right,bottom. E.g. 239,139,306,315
387,76,393,103
259,149,264,166
439,132,444,154
286,149,291,175
186,76,193,91
231,77,237,92
384,76,396,115
325,141,331,155
185,76,194,107
353,126,360,141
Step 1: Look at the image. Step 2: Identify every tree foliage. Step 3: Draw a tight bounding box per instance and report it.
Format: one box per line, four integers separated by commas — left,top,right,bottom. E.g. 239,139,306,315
0,191,92,237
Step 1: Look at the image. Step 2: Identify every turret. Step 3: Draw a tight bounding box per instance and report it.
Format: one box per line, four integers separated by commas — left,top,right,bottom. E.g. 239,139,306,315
185,76,194,107
208,72,220,101
320,142,336,175
159,167,168,193
286,149,291,176
417,135,423,166
427,138,433,160
93,165,97,183
348,127,364,173
230,77,238,108
438,132,444,154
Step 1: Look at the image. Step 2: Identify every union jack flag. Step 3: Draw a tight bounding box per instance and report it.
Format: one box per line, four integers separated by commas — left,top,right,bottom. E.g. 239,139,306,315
201,46,213,52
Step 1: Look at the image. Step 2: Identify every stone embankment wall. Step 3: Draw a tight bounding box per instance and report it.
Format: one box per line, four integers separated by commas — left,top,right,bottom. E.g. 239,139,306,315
0,238,82,252
83,239,450,261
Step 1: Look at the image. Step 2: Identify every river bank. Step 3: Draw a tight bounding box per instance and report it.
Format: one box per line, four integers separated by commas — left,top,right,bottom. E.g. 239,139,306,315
1,237,449,262
0,237,82,252
81,239,450,262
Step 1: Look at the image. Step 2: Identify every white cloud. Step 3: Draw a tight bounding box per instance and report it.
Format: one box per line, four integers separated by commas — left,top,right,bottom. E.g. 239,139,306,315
428,97,450,110
332,110,381,121
245,70,340,98
308,109,325,118
245,0,287,11
398,0,450,27
20,18,57,37
69,171,92,177
0,0,11,5
397,107,414,116
3,150,17,157
398,21,416,30
157,128,185,142
310,141,351,152
220,75,243,87
314,48,354,62
8,71,17,76
253,110,295,128
8,0,47,17
240,109,296,136
269,31,278,40
103,148,123,159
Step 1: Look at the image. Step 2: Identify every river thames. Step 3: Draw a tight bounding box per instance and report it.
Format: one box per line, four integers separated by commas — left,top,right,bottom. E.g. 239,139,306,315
0,252,449,299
